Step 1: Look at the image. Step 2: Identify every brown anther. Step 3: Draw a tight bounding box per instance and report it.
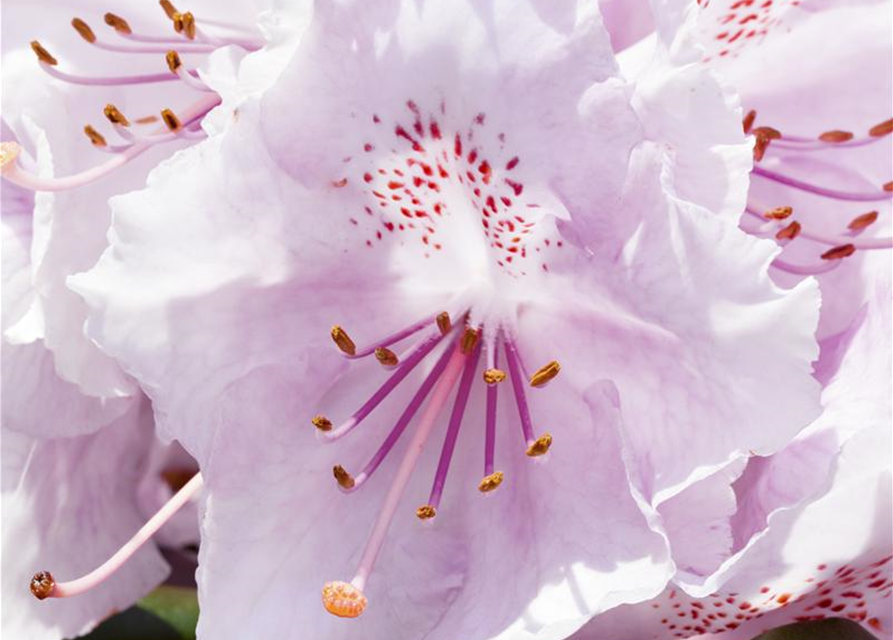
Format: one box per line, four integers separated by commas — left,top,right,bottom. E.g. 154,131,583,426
884,181,893,192
83,125,107,147
415,504,437,520
0,141,22,172
478,471,504,493
322,581,367,618
374,347,398,366
333,465,355,489
775,220,801,241
436,311,451,336
182,12,196,39
312,415,332,432
161,108,181,132
821,244,856,261
166,50,182,74
526,433,553,457
819,130,854,143
764,206,793,220
753,126,782,140
30,41,57,66
159,0,179,19
751,126,781,162
104,12,132,34
71,18,96,43
869,118,893,137
330,325,356,356
483,368,506,384
529,360,560,388
103,104,129,127
742,109,757,134
848,210,878,231
460,327,478,354
30,571,55,600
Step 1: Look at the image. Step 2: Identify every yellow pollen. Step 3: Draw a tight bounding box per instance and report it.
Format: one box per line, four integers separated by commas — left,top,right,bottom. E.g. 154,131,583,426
71,17,96,43
330,325,356,356
30,571,55,600
869,118,893,137
436,311,451,336
848,210,878,231
104,12,132,34
821,244,856,261
159,0,179,19
526,433,553,457
333,465,355,489
322,581,367,618
312,415,332,432
775,220,801,241
764,206,793,220
173,12,196,39
478,471,504,493
818,130,854,143
460,327,478,354
529,361,560,387
415,504,437,520
0,141,22,173
374,347,399,366
166,50,182,73
483,368,506,384
103,104,130,127
161,108,182,132
30,41,57,66
83,125,107,147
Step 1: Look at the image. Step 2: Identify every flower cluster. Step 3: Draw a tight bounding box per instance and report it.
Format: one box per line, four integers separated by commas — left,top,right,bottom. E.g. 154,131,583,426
1,1,890,639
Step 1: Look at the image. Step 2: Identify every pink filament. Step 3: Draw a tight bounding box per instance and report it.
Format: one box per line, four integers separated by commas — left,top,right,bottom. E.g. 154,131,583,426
484,335,499,477
753,166,892,202
503,336,537,447
49,473,203,599
350,344,467,593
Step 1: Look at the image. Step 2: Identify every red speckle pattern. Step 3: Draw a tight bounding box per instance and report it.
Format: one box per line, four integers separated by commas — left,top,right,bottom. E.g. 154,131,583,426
697,0,803,62
644,555,893,638
334,100,563,276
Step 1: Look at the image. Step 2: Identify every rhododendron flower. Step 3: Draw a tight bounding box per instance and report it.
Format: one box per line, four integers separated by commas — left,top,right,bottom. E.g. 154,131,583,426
59,0,831,637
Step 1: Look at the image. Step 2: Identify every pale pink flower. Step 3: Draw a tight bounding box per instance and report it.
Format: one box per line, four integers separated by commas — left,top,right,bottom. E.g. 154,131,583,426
64,0,827,637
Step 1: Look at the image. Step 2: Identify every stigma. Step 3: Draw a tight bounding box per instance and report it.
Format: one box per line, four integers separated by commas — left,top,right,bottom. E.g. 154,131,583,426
2,2,264,193
316,311,559,617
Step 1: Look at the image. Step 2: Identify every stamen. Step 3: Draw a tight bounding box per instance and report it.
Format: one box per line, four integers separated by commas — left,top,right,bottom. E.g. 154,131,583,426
742,109,756,134
820,244,856,260
330,325,356,355
172,12,197,40
166,50,182,73
504,336,551,455
482,334,502,483
869,118,893,137
103,104,130,127
772,257,842,276
312,415,333,432
104,12,132,34
415,505,436,519
764,206,793,220
849,211,878,231
418,335,481,517
745,207,892,251
322,344,467,617
753,166,893,202
752,126,781,161
529,360,560,388
37,61,184,86
161,108,182,131
460,326,478,354
31,473,203,600
339,312,444,359
160,0,179,19
333,465,355,489
478,471,504,492
374,347,398,366
83,125,107,147
776,221,801,241
483,368,506,384
317,330,448,442
334,340,458,491
72,18,96,43
30,41,57,66
525,433,553,457
436,311,451,335
818,130,854,143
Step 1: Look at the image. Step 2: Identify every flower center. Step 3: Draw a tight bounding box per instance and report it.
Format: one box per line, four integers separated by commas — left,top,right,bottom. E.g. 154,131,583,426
317,311,559,617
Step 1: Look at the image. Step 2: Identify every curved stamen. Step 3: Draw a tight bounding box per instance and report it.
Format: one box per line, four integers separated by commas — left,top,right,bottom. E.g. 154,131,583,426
753,166,893,202
503,335,552,457
72,18,214,53
336,312,447,360
417,335,481,518
322,344,468,618
31,473,203,600
481,333,502,488
744,207,893,250
38,61,193,86
1,94,220,192
770,136,885,152
771,258,842,276
337,339,458,492
317,330,449,443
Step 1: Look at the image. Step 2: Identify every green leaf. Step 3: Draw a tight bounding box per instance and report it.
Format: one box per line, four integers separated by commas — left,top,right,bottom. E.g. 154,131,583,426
751,618,879,640
137,586,200,639
73,586,198,640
